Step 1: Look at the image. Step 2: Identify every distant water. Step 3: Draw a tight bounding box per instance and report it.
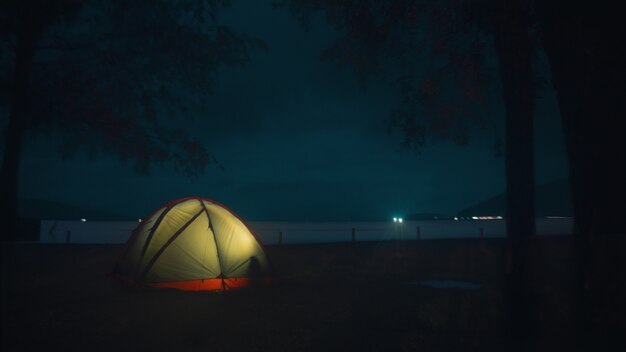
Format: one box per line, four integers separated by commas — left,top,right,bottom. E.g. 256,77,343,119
39,218,573,244
406,280,482,289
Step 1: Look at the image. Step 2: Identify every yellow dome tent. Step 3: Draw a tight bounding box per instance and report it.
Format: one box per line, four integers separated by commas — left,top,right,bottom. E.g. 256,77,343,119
114,197,273,291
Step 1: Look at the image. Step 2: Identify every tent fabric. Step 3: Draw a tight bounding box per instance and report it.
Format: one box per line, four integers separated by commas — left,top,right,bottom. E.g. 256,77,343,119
114,197,273,291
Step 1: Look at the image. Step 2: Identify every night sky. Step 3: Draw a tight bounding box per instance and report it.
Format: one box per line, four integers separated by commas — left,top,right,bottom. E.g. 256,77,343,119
15,2,568,221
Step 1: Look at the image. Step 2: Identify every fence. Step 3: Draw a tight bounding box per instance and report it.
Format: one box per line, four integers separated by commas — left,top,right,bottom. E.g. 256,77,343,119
38,218,574,245
250,218,573,245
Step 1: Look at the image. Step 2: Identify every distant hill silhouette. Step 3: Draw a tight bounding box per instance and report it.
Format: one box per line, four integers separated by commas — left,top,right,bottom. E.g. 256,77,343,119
458,178,572,217
18,198,133,221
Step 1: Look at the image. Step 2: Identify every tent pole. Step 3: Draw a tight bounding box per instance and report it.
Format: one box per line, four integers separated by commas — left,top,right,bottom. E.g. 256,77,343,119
200,200,227,291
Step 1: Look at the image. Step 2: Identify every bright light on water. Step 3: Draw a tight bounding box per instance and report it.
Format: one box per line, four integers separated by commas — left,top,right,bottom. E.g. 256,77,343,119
393,217,397,222
398,218,403,223
80,218,87,222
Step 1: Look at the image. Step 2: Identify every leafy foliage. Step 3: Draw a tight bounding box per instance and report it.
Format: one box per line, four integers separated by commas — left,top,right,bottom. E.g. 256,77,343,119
2,0,262,176
277,0,498,152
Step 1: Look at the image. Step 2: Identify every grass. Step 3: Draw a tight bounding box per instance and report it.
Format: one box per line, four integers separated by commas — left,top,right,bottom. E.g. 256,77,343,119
0,237,617,351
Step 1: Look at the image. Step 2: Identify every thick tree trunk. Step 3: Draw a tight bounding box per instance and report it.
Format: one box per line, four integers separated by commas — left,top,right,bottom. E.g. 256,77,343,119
536,3,592,346
0,17,40,241
537,1,626,346
493,0,536,346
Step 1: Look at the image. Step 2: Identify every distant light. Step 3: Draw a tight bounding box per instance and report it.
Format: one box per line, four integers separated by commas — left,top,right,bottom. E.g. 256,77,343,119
476,216,499,220
393,217,397,222
454,217,458,221
472,216,478,220
138,219,143,223
80,218,87,222
398,218,403,223
496,216,503,219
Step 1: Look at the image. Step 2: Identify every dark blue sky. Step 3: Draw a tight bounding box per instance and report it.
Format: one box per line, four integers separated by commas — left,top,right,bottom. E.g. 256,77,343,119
16,2,568,221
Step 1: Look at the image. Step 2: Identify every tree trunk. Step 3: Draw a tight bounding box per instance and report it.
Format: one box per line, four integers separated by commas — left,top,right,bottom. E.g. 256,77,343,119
536,3,592,346
537,1,626,346
493,0,537,346
0,15,40,241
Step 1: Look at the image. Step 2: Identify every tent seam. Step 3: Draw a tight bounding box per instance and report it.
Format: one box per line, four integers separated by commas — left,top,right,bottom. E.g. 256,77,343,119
138,208,205,283
200,200,226,286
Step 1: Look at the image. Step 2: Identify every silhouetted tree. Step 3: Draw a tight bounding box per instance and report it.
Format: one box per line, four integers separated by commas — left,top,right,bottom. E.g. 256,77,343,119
0,1,81,237
282,0,626,346
0,0,263,239
536,1,626,346
278,0,537,344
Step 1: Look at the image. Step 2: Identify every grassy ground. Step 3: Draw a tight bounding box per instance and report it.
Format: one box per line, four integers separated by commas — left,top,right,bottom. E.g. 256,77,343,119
0,237,620,351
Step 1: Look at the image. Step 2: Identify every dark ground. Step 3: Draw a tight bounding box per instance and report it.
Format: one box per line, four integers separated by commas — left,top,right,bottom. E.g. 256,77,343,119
0,237,623,351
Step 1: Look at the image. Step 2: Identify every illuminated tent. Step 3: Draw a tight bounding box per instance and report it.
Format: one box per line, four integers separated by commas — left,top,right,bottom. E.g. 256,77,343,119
114,197,273,291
